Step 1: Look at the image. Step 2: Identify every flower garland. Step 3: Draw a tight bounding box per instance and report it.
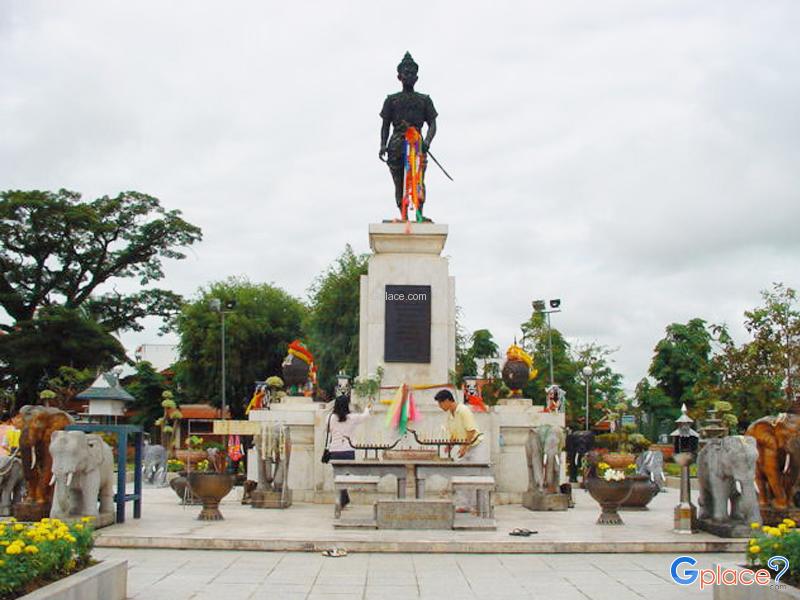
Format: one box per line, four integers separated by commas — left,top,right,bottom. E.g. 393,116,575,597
401,127,425,222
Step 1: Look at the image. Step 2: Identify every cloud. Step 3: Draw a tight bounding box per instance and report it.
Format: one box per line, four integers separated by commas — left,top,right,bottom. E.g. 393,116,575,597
1,1,798,391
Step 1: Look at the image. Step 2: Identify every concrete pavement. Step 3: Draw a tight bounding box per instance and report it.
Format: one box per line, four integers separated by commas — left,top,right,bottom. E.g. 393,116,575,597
94,547,723,599
96,485,745,554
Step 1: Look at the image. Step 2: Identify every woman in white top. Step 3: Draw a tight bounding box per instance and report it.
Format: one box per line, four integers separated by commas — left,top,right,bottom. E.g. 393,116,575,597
327,395,371,508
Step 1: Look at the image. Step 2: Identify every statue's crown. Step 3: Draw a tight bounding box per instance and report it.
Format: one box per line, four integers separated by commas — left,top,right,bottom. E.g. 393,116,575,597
397,51,419,73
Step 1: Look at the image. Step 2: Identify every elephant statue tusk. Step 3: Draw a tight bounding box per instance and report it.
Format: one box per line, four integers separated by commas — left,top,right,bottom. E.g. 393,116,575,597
784,454,792,474
66,472,73,488
30,449,36,470
574,454,579,466
49,474,55,486
735,480,743,495
555,454,560,467
543,454,548,467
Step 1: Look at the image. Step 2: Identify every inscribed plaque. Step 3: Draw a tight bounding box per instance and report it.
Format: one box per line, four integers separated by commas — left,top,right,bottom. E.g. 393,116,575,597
384,285,431,363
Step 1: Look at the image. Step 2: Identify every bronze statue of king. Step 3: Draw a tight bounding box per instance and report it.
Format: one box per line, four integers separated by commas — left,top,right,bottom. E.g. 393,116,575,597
379,52,438,221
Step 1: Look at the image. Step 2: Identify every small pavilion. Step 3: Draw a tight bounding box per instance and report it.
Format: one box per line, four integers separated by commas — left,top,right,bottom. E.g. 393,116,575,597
75,372,135,424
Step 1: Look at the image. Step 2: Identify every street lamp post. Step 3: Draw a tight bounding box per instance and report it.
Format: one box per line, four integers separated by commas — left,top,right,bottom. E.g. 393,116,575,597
210,298,236,419
582,365,593,431
532,299,562,387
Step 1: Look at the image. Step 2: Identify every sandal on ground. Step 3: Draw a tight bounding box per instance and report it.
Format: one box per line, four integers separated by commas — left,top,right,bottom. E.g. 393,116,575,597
509,528,536,537
322,547,348,557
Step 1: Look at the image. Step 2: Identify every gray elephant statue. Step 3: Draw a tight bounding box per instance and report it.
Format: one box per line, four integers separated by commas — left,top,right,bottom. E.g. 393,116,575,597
697,435,761,533
49,430,114,519
526,425,565,494
565,430,595,483
0,454,25,516
636,450,666,492
142,442,168,487
251,422,292,508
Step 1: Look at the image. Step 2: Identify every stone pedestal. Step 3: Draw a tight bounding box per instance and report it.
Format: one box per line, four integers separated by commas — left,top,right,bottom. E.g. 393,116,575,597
375,499,454,529
697,518,749,538
251,489,292,509
358,223,455,404
522,490,570,511
493,401,565,504
214,399,321,503
760,506,800,527
13,501,50,522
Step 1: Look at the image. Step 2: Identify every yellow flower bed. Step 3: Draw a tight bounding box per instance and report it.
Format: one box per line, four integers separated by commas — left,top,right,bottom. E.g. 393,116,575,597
0,516,94,599
747,518,800,584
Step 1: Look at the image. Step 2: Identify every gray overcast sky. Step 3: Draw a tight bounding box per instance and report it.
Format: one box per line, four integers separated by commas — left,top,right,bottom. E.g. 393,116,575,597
1,1,799,391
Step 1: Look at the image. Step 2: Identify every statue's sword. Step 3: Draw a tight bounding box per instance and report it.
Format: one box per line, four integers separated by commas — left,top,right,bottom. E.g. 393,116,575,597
426,151,454,181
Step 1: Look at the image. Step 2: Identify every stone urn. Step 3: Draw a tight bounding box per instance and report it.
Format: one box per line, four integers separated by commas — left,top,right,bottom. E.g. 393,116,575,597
282,354,310,389
619,474,659,510
601,452,636,469
169,474,202,505
188,472,235,520
585,476,634,525
501,360,529,396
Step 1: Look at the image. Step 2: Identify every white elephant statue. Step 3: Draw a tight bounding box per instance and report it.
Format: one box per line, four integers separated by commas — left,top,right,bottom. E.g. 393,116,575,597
0,454,25,516
143,442,168,487
697,435,761,525
636,450,666,492
525,425,565,494
49,430,114,519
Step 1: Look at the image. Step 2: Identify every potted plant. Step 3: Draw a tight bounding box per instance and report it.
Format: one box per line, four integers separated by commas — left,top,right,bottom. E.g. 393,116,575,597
187,460,235,521
353,366,384,404
584,460,636,525
175,435,208,468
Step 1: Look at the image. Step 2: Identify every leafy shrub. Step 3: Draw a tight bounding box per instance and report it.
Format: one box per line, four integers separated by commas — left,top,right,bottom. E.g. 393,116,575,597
593,433,619,450
0,517,94,599
628,433,652,453
167,459,184,472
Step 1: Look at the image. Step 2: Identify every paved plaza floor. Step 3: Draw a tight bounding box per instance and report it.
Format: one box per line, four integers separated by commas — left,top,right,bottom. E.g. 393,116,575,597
94,547,725,599
96,484,745,553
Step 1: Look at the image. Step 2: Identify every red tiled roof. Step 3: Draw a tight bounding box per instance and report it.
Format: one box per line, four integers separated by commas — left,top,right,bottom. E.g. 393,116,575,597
179,404,229,419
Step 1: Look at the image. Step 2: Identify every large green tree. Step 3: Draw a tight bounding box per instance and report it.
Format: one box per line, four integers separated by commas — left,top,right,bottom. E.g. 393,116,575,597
634,377,677,441
573,342,625,430
0,307,127,408
648,318,715,408
0,189,201,405
304,246,368,396
174,278,306,417
698,284,800,424
457,328,500,379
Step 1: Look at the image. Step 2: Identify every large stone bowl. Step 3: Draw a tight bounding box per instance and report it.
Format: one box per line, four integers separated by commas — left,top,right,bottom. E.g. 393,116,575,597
188,472,235,520
619,474,659,510
282,354,310,388
169,475,202,505
585,477,634,525
501,359,529,396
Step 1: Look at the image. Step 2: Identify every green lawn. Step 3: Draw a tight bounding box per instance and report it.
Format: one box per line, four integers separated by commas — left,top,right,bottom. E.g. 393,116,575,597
663,462,697,478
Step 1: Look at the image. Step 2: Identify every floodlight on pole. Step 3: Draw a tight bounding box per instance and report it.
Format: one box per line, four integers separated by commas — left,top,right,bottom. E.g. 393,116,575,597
532,299,562,387
210,298,236,419
582,365,593,431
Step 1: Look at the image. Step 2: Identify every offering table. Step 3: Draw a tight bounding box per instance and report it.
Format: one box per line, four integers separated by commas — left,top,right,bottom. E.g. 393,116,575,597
330,459,492,513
